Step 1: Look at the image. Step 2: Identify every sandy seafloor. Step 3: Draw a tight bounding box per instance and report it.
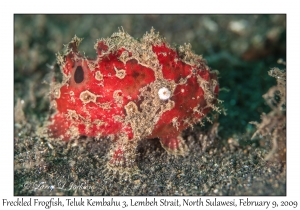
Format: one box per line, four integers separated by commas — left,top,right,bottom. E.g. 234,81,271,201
14,14,286,196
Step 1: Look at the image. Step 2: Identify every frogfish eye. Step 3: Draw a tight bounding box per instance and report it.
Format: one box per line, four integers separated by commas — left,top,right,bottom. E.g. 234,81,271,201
74,66,84,83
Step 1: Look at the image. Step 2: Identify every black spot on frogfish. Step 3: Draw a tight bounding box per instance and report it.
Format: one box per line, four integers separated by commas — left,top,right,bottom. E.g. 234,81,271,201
74,66,84,83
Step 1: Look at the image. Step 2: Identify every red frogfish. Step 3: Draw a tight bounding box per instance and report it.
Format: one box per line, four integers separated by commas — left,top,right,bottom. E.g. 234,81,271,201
41,28,219,172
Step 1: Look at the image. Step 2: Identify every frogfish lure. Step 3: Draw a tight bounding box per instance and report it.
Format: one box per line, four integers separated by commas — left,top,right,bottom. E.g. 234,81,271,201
42,28,219,172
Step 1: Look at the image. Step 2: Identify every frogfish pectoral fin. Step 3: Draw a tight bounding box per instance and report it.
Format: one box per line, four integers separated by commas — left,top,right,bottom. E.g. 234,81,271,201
159,135,189,156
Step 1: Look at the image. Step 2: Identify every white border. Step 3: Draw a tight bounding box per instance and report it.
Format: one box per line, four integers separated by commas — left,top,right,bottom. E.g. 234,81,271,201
2,1,299,209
